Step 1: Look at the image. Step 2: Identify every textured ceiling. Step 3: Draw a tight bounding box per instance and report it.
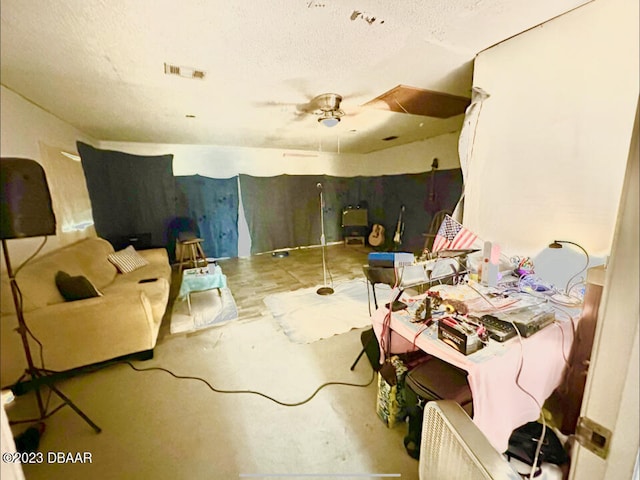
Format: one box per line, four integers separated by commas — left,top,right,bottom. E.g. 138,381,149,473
0,0,591,154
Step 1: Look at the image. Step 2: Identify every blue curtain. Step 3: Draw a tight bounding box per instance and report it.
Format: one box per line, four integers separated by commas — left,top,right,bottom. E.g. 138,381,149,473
77,138,461,258
77,142,176,249
175,175,239,259
239,170,463,254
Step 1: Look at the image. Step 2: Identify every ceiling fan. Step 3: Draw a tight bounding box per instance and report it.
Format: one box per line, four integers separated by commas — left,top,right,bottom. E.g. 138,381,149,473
255,91,353,127
308,93,345,127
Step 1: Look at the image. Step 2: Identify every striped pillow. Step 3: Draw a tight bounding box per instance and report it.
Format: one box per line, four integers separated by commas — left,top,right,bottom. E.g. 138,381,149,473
108,245,149,273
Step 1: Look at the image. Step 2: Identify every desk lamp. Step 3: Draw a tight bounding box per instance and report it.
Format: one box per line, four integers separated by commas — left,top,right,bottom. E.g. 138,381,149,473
548,240,590,294
1,157,101,433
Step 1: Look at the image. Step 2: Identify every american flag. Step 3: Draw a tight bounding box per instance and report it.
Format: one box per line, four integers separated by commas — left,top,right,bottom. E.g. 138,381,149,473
432,214,478,252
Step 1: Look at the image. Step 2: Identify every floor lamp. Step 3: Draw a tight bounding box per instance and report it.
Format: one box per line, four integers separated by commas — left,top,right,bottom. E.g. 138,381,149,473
1,157,101,433
316,183,334,296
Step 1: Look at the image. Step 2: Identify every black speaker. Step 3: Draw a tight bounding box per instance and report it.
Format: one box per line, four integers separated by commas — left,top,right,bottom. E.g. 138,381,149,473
1,158,56,239
342,207,368,227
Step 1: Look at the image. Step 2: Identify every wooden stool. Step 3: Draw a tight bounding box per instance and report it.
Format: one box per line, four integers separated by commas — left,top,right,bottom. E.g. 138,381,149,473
178,238,207,271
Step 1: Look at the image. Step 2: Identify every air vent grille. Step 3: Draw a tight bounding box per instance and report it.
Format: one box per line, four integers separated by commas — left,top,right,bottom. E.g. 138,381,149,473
164,63,206,80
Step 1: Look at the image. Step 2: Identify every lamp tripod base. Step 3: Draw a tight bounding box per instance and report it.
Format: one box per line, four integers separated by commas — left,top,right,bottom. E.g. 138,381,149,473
2,239,101,435
10,368,102,434
316,286,334,296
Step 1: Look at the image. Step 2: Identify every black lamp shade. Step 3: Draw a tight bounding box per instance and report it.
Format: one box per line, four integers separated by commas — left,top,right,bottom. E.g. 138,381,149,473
1,158,56,239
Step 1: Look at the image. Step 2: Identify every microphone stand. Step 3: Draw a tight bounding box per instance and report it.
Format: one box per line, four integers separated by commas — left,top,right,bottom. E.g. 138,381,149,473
316,184,334,296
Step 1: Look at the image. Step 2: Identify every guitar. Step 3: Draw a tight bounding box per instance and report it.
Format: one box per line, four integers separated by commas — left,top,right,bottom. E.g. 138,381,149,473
393,205,405,248
368,224,385,247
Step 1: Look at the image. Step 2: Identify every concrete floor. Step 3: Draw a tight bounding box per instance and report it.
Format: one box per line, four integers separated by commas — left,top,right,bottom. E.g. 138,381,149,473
6,244,420,480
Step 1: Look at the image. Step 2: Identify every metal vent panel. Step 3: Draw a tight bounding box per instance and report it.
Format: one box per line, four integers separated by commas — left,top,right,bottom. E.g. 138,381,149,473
163,63,206,79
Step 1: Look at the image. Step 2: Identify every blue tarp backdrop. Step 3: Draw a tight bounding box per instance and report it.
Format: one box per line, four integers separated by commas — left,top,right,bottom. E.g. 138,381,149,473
239,170,463,255
175,175,239,259
77,141,462,258
77,142,176,249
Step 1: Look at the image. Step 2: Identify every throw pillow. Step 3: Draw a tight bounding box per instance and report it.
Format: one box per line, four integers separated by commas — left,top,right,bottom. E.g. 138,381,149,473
107,245,149,273
55,271,102,302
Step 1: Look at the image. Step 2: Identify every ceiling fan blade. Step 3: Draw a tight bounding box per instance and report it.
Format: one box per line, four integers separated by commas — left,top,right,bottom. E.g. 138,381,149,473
295,100,316,114
291,110,309,122
256,88,370,125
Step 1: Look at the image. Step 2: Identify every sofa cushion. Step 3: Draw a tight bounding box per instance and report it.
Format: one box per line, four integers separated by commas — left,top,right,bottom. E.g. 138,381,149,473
68,238,118,289
1,237,118,314
107,246,149,273
55,271,102,301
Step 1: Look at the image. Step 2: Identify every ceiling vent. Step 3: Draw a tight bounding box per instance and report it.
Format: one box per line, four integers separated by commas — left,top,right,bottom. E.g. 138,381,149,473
164,63,206,80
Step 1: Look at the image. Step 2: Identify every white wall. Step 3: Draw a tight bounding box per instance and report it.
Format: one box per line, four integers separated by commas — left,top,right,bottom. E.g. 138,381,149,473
569,100,639,480
0,85,98,266
99,131,460,178
464,0,638,287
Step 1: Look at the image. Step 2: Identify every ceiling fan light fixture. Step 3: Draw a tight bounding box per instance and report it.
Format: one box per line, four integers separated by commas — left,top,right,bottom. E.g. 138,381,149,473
311,93,344,127
318,115,340,127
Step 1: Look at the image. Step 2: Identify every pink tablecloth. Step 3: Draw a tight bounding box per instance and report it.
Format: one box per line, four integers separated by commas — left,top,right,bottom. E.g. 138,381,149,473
371,297,576,453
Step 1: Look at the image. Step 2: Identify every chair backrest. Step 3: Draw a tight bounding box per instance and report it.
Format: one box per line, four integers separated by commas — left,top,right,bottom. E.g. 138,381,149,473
168,217,200,236
167,217,200,262
423,210,451,252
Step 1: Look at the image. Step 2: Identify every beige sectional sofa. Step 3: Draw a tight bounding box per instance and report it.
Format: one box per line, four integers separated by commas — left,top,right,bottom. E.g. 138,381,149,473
0,237,171,387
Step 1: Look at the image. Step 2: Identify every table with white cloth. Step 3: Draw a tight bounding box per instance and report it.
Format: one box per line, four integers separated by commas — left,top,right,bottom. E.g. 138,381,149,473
178,265,227,314
371,285,578,453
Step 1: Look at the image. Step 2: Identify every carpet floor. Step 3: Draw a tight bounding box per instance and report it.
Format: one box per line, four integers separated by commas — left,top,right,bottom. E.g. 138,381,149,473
264,278,391,343
170,286,239,334
5,244,419,480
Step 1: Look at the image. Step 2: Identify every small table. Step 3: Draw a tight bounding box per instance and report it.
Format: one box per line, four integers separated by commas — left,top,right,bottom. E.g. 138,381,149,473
178,265,227,314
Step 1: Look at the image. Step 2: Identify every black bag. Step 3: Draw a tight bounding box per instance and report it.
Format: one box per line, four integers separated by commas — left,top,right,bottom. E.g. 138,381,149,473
506,422,568,467
403,404,423,459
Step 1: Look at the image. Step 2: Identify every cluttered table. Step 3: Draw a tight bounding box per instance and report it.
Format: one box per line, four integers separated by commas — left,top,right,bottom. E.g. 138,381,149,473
370,274,580,453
